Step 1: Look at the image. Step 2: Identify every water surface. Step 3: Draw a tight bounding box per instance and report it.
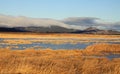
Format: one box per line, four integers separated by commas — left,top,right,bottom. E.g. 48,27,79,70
0,38,120,50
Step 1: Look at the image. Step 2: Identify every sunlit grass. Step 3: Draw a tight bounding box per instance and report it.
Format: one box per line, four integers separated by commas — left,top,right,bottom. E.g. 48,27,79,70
0,32,120,38
0,43,120,74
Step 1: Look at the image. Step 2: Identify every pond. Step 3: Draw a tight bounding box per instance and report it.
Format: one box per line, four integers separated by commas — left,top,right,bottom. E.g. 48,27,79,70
83,54,120,60
0,38,120,50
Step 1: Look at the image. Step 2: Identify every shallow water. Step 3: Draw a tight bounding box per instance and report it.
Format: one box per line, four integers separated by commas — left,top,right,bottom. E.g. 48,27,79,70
0,38,120,59
97,54,120,60
106,54,120,60
0,42,92,50
83,54,120,60
0,38,120,50
17,42,93,50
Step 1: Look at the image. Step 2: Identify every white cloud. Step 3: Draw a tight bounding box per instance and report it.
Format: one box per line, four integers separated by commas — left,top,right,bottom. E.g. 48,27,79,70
62,17,120,31
0,14,120,31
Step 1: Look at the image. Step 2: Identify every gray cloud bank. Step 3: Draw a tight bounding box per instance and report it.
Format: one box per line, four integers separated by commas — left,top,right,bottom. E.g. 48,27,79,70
0,14,120,31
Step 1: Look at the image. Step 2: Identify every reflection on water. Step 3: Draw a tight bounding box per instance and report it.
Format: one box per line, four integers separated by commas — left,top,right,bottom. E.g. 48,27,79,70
98,54,120,60
106,54,120,60
0,38,120,59
0,42,92,50
18,43,92,50
83,54,120,60
0,38,120,50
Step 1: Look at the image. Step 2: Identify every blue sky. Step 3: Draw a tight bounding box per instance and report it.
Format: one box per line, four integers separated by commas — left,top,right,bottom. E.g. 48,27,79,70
0,0,120,21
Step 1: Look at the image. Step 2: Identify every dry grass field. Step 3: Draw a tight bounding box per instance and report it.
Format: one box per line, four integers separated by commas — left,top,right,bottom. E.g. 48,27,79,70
0,33,120,74
0,44,120,74
0,32,120,38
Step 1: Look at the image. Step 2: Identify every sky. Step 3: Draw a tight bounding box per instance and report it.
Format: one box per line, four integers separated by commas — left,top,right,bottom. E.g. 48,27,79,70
0,0,120,22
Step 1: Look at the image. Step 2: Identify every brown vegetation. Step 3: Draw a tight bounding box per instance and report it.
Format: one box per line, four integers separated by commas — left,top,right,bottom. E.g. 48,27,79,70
85,43,120,55
4,39,32,44
86,43,120,51
0,32,120,38
0,44,120,74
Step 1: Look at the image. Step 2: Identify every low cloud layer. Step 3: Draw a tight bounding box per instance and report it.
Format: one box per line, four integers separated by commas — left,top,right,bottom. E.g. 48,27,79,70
0,14,120,31
62,17,120,31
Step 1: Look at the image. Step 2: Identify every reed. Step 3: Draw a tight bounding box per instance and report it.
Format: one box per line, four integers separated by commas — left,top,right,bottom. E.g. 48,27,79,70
0,43,120,74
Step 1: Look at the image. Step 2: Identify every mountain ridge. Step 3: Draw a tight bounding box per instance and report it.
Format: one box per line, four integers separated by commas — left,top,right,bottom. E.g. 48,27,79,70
0,26,120,35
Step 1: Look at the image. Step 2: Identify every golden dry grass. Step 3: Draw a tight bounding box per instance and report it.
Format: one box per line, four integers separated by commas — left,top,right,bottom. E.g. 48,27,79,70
0,33,120,74
3,39,32,44
86,43,120,52
1,32,120,45
3,38,120,45
0,32,120,38
0,44,120,74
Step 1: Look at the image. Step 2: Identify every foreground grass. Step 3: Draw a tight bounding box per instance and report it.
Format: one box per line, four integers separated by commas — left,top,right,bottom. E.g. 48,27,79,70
0,44,120,74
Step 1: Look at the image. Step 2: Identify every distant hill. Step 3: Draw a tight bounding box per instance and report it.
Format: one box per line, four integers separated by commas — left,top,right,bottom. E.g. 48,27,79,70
0,26,75,33
0,26,120,35
15,26,76,33
0,27,26,32
72,27,120,35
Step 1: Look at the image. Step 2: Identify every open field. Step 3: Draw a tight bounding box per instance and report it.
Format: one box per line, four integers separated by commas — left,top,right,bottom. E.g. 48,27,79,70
0,32,120,74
